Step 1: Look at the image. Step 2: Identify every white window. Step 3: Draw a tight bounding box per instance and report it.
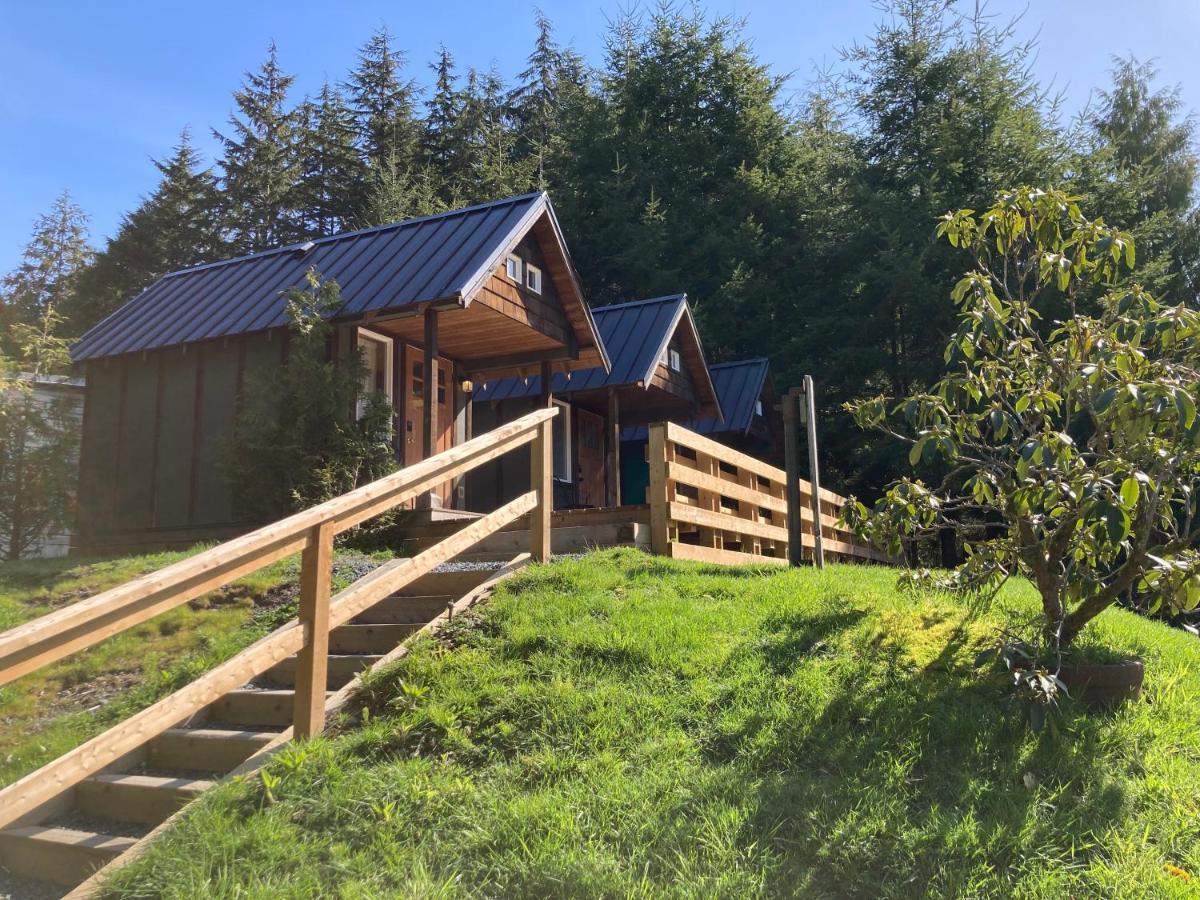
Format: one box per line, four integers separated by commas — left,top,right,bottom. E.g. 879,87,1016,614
755,399,764,417
356,327,394,420
526,263,543,295
669,348,682,372
506,253,523,282
552,399,572,483
660,346,669,367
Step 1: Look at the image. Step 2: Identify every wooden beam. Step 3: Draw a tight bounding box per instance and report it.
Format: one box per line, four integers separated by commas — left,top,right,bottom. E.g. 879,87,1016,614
802,376,825,569
464,345,579,377
420,307,439,509
539,360,553,408
293,522,333,738
648,422,670,555
530,414,553,562
782,388,803,566
607,388,620,507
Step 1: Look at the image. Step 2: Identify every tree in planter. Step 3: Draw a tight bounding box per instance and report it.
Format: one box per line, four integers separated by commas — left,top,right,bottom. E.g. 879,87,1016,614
223,269,395,523
844,187,1200,661
0,305,79,559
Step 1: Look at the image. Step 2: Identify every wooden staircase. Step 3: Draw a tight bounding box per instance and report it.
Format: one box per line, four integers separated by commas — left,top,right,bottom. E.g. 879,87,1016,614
0,564,513,897
0,407,561,899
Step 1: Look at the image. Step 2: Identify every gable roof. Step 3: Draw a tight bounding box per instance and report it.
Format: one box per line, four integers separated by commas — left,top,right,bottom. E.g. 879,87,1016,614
475,294,712,402
621,358,770,441
73,192,600,364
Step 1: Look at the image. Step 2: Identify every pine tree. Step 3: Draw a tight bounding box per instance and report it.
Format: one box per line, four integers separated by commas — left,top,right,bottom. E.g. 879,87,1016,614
70,129,223,333
0,192,93,351
214,41,301,253
295,83,366,236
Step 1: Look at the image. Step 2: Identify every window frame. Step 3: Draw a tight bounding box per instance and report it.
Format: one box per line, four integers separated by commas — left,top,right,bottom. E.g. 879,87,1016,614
505,253,523,283
356,326,394,419
551,399,572,483
525,262,543,295
668,348,682,372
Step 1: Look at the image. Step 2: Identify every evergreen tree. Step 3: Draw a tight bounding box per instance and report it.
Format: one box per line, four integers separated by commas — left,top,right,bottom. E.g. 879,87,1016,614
509,11,587,188
0,192,93,351
422,45,468,204
1074,57,1199,300
458,67,535,201
346,28,420,175
70,129,223,333
214,41,302,253
295,83,366,235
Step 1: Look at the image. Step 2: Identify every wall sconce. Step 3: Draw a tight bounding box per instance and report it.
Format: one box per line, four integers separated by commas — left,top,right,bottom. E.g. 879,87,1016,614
461,379,474,394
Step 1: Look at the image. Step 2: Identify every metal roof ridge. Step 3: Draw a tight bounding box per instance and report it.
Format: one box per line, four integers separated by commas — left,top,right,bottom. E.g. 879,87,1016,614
592,293,687,315
158,191,546,281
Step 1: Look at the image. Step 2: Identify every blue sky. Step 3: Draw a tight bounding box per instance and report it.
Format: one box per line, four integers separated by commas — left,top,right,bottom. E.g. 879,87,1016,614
1,0,1197,273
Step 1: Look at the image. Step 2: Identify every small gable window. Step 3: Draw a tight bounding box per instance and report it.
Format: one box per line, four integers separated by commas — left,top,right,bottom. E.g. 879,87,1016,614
526,263,543,294
755,399,764,417
669,348,681,371
506,254,523,282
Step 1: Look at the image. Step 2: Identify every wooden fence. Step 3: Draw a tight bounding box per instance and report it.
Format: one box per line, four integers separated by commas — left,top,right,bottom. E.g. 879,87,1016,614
0,406,557,833
647,421,889,566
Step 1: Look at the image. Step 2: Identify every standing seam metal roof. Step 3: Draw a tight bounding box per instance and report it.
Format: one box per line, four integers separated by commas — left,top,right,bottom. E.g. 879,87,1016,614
72,192,549,362
474,295,690,401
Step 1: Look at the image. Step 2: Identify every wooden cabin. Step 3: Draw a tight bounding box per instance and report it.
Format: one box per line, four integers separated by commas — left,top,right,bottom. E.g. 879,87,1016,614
69,192,608,553
619,357,777,504
469,294,721,511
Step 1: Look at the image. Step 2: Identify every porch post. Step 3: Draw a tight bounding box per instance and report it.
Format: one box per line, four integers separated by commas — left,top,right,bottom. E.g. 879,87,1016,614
419,306,439,509
539,360,553,408
607,388,620,507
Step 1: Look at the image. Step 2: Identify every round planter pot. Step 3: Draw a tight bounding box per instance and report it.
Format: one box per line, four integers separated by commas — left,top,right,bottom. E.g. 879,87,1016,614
1059,659,1144,706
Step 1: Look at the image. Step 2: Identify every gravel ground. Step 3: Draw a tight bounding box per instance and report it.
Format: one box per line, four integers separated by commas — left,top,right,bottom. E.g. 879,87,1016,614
0,871,65,900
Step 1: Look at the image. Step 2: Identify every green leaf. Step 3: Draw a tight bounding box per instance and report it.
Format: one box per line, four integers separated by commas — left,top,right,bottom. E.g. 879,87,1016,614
1120,476,1140,509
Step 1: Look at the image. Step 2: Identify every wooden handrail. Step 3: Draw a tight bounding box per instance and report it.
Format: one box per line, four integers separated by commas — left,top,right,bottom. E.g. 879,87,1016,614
0,406,558,687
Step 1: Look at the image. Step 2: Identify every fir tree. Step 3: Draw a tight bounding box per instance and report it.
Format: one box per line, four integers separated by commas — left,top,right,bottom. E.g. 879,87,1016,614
1075,57,1199,299
70,129,223,333
423,45,467,204
295,83,366,236
346,27,420,175
214,41,301,253
0,192,93,351
509,11,587,188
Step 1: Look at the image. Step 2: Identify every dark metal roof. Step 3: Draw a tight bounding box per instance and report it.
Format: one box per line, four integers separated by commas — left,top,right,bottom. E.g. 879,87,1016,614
474,294,689,401
621,358,770,441
73,192,550,362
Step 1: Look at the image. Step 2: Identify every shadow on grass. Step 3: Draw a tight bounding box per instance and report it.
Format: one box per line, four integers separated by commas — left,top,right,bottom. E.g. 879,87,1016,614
711,607,1129,896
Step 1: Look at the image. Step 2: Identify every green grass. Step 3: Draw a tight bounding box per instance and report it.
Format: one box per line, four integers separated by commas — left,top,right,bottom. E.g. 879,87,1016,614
0,547,393,787
98,548,1200,898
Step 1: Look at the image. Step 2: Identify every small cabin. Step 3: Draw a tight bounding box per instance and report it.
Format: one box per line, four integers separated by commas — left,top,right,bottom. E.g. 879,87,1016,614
69,192,608,553
469,294,721,511
618,357,777,504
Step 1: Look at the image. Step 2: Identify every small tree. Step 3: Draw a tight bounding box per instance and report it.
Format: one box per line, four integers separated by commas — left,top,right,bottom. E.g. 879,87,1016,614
0,306,79,559
223,269,395,522
845,188,1200,655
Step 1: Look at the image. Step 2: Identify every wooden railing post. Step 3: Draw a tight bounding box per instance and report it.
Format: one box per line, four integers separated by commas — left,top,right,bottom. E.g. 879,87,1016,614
803,375,825,569
530,413,553,562
648,422,670,556
294,521,334,738
781,389,804,566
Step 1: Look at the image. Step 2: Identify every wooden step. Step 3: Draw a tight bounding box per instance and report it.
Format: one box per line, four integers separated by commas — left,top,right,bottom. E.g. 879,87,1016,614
329,623,419,654
0,825,139,886
76,773,214,825
148,727,277,773
352,595,452,625
403,568,493,597
261,654,383,690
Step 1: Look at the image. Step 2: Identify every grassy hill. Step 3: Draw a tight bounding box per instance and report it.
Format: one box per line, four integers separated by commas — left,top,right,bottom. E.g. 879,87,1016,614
96,548,1199,898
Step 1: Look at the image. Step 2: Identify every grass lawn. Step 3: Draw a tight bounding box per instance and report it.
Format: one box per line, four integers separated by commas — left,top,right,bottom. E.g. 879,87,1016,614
97,548,1200,898
0,547,393,788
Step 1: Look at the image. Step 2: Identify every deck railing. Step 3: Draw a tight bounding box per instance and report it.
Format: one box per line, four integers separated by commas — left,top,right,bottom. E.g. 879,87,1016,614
647,421,889,565
0,406,556,830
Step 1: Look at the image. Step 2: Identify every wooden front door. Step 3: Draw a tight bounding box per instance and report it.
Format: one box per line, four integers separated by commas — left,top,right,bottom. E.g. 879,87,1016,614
401,344,456,505
576,408,606,508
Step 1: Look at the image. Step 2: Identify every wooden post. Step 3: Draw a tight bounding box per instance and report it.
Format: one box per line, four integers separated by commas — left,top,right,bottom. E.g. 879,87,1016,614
781,389,803,567
530,413,553,562
803,375,825,569
607,388,620,507
648,422,670,555
293,522,333,738
419,307,439,509
539,360,553,407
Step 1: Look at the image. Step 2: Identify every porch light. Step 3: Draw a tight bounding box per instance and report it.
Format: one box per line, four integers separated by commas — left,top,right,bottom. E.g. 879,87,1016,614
461,378,474,394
